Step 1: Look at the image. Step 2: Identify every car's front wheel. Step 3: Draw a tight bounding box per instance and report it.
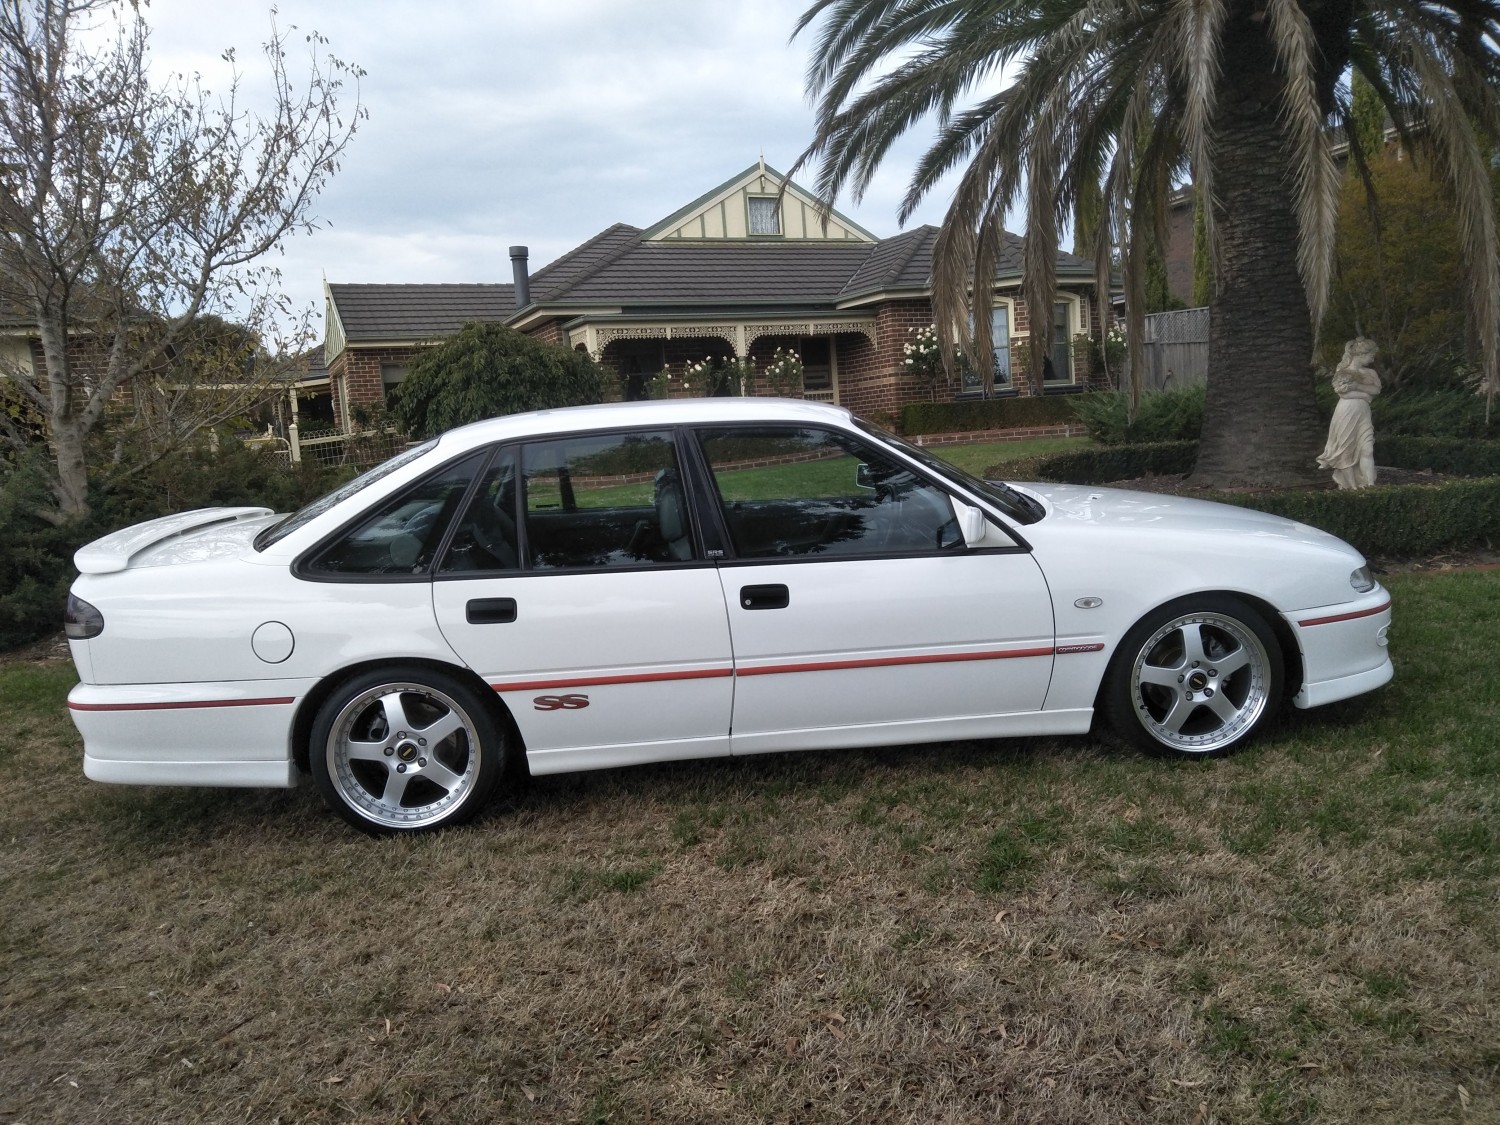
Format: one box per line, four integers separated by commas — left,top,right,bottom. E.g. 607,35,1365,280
309,666,506,834
1103,595,1284,758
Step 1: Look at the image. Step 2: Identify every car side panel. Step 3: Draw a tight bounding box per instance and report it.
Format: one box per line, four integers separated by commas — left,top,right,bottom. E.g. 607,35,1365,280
75,564,460,686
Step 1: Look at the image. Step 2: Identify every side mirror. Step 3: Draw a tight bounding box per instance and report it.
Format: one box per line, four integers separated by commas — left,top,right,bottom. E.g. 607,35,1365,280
959,504,987,546
855,463,875,490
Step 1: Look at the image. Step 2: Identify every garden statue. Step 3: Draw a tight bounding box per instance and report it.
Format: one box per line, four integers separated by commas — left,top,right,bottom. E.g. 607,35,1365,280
1317,337,1382,489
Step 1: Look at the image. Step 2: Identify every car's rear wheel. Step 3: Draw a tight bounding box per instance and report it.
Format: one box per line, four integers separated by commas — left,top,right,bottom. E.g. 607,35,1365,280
1103,595,1284,757
310,666,505,833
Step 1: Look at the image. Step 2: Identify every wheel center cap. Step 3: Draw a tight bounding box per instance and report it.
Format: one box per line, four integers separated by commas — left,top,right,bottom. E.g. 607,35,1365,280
1187,671,1209,691
396,742,419,762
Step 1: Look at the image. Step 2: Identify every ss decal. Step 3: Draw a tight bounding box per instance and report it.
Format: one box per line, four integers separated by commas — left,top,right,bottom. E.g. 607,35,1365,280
533,693,590,712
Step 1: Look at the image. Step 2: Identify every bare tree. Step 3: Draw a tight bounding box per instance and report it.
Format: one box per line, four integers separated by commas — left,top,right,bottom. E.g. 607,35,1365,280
0,0,363,521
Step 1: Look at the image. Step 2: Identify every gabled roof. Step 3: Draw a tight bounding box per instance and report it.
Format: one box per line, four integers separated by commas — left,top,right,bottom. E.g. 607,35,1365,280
542,241,877,306
323,164,1111,357
641,162,877,243
326,283,517,343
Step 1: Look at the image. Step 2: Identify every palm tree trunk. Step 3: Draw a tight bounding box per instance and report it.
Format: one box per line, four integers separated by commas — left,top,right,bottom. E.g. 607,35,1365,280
1191,59,1327,489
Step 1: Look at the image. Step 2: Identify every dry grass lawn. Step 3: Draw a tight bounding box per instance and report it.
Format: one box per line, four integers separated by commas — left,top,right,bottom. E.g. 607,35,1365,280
1,571,1496,1124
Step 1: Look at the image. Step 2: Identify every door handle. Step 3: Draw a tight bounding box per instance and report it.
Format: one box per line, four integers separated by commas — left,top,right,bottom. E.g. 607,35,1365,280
739,584,789,611
466,597,517,624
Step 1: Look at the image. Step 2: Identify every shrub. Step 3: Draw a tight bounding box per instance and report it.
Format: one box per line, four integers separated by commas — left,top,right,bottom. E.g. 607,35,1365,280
995,437,1500,557
0,441,348,651
1070,386,1205,445
1225,477,1500,557
992,441,1198,484
1370,389,1494,439
387,321,606,438
900,395,1079,436
1375,436,1500,476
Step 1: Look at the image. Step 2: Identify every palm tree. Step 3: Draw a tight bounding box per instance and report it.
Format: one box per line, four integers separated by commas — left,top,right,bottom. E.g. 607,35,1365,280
792,0,1500,487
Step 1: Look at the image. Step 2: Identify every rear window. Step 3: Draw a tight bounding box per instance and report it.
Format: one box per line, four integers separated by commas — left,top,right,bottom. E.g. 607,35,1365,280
253,440,438,551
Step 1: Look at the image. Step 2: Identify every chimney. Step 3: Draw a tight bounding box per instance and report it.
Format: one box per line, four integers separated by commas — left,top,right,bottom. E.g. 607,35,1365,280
509,245,530,309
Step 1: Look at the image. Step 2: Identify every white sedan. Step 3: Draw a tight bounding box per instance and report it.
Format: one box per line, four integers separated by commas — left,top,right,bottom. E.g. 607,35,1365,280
65,399,1393,833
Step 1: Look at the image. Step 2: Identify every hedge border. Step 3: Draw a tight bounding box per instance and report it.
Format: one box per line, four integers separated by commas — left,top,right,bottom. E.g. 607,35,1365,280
901,395,1079,436
986,439,1500,557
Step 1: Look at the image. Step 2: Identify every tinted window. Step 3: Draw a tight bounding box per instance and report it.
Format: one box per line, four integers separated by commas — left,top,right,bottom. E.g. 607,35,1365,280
304,451,484,577
696,426,963,559
521,431,693,570
439,453,519,573
255,439,437,550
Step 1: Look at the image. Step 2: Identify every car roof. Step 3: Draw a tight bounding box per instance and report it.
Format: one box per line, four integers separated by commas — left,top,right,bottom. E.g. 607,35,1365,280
435,397,856,453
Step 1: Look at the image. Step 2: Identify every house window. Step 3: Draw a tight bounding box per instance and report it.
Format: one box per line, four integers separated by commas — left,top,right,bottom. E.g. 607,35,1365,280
748,196,781,236
1045,302,1074,386
801,338,832,391
382,364,409,395
959,303,1013,393
992,305,1013,389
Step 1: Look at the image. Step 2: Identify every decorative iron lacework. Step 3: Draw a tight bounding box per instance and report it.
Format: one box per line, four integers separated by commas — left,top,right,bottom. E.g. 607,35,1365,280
745,321,874,347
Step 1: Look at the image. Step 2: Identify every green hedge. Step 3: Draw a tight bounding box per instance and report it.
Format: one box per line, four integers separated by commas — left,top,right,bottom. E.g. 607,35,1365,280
990,438,1500,557
1375,436,1500,476
995,441,1198,484
1223,477,1500,557
900,395,1080,436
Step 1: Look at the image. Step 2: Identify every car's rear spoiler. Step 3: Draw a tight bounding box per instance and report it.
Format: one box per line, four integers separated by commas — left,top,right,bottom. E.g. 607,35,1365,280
74,507,274,575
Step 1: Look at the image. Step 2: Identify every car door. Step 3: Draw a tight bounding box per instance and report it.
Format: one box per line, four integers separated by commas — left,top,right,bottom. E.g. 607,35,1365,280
431,431,735,775
690,424,1057,755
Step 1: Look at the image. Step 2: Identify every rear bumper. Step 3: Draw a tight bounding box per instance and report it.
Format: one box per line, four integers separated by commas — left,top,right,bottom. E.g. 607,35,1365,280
68,678,312,788
83,754,299,788
1285,590,1393,710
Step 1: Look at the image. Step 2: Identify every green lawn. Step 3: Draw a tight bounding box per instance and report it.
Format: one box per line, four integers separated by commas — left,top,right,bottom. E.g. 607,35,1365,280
924,434,1089,476
2,570,1496,1123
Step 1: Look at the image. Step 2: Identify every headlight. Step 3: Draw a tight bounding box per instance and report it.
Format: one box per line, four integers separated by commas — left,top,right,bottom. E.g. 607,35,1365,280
64,593,104,639
1350,565,1375,593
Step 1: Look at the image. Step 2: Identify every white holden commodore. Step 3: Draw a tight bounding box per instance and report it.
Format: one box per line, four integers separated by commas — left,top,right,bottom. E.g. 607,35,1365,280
65,399,1393,834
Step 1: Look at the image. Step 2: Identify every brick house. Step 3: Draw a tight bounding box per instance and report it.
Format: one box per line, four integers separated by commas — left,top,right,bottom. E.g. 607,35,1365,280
323,162,1113,431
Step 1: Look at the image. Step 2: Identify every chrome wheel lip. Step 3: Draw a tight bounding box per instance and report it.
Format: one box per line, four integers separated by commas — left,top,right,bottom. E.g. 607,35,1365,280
325,681,480,829
1129,611,1271,754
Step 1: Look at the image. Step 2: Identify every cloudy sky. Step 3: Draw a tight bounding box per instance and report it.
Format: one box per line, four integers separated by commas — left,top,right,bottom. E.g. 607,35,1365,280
138,0,977,336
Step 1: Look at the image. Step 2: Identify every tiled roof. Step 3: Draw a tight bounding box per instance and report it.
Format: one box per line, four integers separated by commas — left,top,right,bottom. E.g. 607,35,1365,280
528,224,644,302
546,240,877,305
327,283,517,342
326,221,1104,346
840,226,938,296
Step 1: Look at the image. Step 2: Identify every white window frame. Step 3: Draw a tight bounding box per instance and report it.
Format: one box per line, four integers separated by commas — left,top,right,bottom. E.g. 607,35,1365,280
990,297,1017,390
1046,294,1084,386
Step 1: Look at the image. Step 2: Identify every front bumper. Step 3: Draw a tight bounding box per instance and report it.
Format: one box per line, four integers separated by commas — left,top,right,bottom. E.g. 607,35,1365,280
1284,588,1393,709
68,678,313,788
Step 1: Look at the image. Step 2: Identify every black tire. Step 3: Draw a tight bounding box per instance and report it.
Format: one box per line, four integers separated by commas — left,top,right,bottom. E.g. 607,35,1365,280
309,665,507,834
1102,594,1285,758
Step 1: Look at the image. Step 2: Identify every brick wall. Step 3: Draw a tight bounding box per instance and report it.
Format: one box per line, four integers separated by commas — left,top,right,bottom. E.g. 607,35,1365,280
326,286,1112,431
328,345,423,430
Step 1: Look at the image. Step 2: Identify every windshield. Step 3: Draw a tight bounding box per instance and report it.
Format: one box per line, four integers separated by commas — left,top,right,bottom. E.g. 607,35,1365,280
854,419,1044,525
253,439,439,551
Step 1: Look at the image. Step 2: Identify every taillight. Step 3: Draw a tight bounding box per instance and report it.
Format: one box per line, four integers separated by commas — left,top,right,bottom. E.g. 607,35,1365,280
64,593,104,639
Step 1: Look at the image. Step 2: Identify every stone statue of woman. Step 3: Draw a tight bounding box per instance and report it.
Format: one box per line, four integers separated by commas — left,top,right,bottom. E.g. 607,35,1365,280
1317,337,1382,489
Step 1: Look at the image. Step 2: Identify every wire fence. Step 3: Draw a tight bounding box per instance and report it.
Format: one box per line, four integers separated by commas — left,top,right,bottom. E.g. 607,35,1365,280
245,426,411,473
